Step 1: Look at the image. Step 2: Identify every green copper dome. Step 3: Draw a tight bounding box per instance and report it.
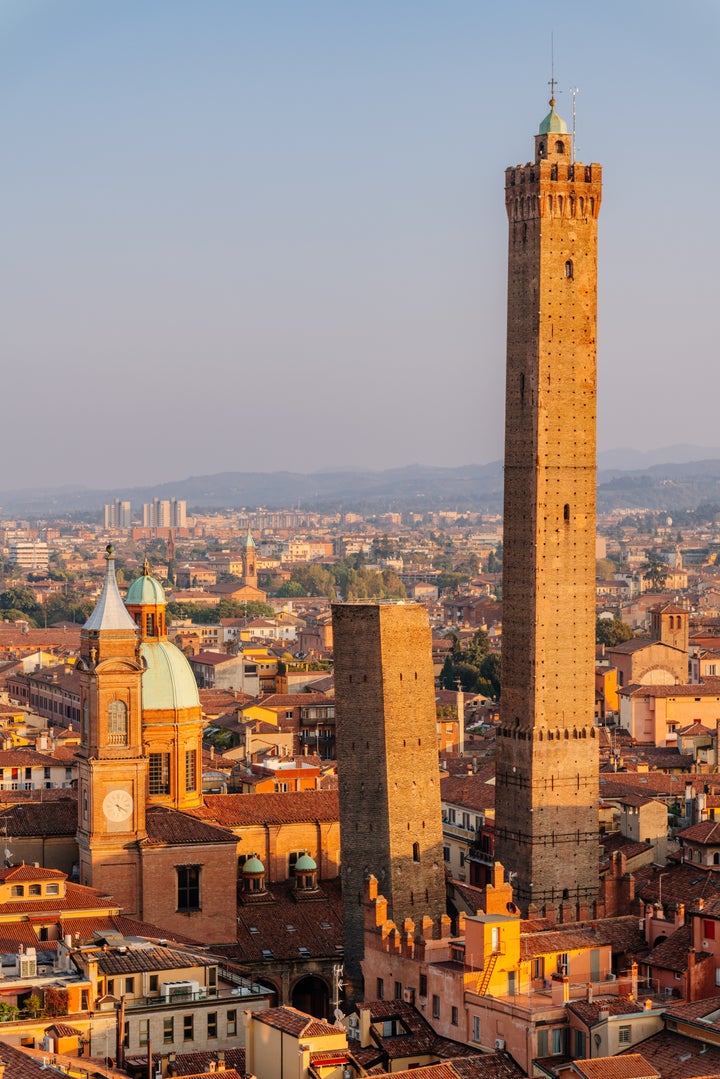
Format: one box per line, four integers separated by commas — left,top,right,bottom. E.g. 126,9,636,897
539,100,568,135
140,640,200,712
126,560,166,606
294,852,316,873
243,855,265,875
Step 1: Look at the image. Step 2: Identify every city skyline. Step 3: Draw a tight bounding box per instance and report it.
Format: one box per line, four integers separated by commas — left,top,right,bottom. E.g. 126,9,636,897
2,0,717,489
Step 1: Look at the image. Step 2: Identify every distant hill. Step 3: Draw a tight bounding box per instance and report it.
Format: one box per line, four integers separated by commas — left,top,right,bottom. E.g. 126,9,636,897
5,452,720,516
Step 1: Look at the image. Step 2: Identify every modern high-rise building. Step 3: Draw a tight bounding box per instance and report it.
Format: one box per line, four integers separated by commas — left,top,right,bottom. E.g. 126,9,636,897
142,498,187,529
103,499,132,530
494,98,602,914
333,603,446,998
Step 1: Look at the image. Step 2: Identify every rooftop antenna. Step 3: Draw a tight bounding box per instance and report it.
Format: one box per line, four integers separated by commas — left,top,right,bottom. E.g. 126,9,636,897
570,86,580,164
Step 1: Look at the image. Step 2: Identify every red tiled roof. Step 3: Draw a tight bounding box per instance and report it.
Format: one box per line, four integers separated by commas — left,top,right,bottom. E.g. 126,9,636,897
254,1006,340,1037
440,774,495,811
678,820,720,845
572,1056,659,1079
190,790,339,827
0,800,77,837
141,805,238,846
620,1028,720,1078
0,864,64,882
124,1049,245,1076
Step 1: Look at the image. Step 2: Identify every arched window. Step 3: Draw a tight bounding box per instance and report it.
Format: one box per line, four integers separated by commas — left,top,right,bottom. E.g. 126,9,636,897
538,141,545,156
556,140,565,153
107,700,128,746
145,613,156,637
565,260,574,279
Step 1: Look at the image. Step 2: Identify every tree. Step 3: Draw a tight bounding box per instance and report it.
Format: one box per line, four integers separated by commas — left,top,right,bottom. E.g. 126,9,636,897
22,993,43,1018
642,551,668,593
477,653,501,698
486,544,503,574
596,617,634,646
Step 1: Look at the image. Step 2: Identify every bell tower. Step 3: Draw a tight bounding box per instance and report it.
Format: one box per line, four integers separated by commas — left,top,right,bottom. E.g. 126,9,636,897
76,545,148,914
243,526,258,589
494,99,602,915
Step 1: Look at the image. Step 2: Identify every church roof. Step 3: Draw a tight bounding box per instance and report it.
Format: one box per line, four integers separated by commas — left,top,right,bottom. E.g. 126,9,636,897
83,547,137,632
140,640,200,712
142,805,237,846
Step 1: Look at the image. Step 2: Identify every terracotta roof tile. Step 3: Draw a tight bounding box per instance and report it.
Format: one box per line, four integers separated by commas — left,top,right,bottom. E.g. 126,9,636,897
254,1005,339,1037
189,790,339,827
679,821,720,844
567,995,646,1024
217,880,343,962
0,800,77,837
644,924,709,973
620,1029,720,1078
141,805,237,846
124,1049,245,1076
571,1056,659,1079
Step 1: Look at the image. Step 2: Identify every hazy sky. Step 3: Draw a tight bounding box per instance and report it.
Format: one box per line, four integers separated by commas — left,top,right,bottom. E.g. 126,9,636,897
2,0,718,490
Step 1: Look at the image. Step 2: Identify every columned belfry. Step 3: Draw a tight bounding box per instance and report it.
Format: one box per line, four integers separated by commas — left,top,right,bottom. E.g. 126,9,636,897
494,99,602,914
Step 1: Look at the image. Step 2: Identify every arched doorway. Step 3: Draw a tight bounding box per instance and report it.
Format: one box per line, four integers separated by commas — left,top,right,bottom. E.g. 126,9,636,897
291,975,330,1018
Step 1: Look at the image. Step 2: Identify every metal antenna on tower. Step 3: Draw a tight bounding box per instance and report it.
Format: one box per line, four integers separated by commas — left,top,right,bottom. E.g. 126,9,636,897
570,87,580,164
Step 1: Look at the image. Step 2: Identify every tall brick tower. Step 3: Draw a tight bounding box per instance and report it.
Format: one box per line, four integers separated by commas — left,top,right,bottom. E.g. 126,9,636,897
333,603,446,998
76,545,148,915
494,98,602,914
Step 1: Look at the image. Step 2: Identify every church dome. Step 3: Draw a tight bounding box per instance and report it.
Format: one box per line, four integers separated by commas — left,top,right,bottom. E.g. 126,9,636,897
243,855,265,875
294,852,317,873
126,567,166,606
140,640,200,712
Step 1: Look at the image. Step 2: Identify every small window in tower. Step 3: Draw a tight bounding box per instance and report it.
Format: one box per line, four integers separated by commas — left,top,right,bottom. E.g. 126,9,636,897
565,259,574,279
556,139,565,153
538,141,545,156
564,503,570,522
149,752,170,795
107,700,128,745
146,613,156,637
413,842,420,863
185,749,197,793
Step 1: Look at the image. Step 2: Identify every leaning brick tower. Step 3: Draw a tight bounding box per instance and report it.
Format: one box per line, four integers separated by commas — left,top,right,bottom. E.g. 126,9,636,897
494,97,602,915
333,603,446,998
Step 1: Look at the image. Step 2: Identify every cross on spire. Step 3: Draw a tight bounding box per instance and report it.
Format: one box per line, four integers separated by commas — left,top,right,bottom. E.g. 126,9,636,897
548,76,557,106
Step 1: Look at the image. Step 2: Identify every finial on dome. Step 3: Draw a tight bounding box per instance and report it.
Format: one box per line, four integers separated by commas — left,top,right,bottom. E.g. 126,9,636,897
105,544,115,560
142,556,151,577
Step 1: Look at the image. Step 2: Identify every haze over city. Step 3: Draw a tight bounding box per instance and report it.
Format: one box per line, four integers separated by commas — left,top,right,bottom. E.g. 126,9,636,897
2,0,717,490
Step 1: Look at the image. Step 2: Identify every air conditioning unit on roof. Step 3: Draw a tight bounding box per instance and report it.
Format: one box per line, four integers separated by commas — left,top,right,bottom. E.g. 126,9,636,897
494,1038,505,1050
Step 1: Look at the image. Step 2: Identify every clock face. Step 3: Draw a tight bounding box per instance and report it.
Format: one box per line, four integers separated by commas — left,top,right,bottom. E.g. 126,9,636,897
102,789,134,823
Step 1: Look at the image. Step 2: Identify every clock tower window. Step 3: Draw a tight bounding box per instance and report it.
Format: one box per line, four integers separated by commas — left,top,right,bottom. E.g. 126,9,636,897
107,701,128,746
